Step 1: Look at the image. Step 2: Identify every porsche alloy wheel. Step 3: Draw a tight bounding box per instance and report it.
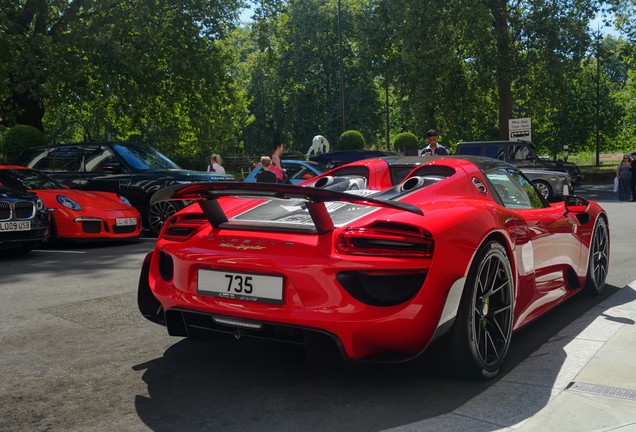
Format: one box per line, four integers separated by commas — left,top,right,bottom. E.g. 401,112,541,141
585,218,609,295
148,200,183,236
450,241,514,380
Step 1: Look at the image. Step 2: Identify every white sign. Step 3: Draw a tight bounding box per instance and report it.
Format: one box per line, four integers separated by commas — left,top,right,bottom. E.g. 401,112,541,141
508,117,532,142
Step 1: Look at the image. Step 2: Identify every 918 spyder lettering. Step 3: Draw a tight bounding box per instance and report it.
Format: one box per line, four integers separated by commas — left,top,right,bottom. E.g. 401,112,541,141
224,274,253,294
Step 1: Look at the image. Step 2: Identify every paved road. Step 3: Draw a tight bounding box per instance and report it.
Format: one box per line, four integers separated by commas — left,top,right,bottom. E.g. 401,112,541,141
0,184,632,432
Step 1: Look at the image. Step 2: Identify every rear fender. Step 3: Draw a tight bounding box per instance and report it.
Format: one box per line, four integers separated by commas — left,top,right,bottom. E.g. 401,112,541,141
137,252,165,326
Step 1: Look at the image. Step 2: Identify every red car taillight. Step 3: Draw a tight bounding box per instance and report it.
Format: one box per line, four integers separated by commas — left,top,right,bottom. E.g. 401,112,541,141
162,214,208,241
336,226,433,258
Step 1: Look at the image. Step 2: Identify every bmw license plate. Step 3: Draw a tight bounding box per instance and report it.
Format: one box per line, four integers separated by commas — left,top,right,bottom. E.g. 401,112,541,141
197,269,283,304
116,217,137,226
0,220,31,232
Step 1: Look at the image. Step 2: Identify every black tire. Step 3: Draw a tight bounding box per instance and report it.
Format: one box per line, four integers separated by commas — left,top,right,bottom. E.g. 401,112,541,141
147,200,183,236
532,180,552,201
585,217,609,295
447,241,514,380
49,215,58,241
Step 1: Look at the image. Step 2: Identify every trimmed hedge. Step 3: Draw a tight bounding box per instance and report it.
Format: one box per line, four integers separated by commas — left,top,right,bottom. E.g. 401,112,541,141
1,125,47,163
393,132,419,155
338,130,365,150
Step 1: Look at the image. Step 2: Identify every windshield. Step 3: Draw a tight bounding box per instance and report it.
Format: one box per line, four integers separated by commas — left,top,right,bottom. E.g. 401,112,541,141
308,161,329,173
112,143,181,171
0,169,64,190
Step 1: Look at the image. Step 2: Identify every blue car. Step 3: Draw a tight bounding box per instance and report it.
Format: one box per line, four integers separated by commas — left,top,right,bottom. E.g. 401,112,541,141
243,159,327,184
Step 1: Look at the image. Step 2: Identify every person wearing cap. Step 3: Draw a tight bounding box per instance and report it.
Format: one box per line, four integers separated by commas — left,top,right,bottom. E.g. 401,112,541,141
419,129,450,156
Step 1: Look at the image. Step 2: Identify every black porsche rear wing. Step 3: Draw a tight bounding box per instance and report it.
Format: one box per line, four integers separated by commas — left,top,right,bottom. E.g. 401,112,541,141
152,182,423,234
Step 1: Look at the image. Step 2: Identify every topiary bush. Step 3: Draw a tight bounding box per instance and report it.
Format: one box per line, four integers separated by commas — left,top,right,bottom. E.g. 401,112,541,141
393,132,419,156
0,125,47,163
338,130,365,150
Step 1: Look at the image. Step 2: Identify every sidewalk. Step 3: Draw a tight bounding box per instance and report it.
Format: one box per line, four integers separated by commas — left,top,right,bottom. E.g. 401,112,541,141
384,282,636,432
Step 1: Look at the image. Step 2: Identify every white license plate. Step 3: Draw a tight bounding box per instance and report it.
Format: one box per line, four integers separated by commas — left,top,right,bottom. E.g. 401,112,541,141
197,269,284,304
116,217,137,226
0,220,31,232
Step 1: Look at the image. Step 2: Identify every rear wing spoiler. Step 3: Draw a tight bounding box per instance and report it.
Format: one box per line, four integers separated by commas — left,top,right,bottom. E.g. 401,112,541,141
152,182,423,234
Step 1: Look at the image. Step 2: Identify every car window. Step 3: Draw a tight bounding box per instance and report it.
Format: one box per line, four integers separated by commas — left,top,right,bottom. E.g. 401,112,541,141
308,161,328,172
112,143,180,170
25,147,83,172
457,144,481,156
485,144,502,159
507,144,535,161
284,163,304,180
0,169,65,190
83,146,119,172
485,168,546,209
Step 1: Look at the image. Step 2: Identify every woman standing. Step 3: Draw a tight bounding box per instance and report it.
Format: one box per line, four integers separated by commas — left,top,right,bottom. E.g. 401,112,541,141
271,139,286,182
616,155,631,201
207,154,225,174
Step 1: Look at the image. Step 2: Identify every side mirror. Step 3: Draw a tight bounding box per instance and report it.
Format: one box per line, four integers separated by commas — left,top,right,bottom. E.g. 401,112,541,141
564,195,589,213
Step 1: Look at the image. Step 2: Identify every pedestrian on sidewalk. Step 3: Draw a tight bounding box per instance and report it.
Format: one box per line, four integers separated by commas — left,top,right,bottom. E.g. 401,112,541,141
631,153,636,201
616,155,631,201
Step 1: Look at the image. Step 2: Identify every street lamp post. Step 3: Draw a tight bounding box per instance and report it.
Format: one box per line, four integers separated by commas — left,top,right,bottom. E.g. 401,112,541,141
595,27,601,167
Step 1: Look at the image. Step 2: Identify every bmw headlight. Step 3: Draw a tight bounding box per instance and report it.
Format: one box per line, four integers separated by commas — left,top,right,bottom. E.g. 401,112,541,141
57,195,82,211
35,197,46,212
118,195,132,206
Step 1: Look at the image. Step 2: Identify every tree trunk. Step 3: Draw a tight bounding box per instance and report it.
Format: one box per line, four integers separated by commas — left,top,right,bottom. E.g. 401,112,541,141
490,0,514,140
10,89,45,131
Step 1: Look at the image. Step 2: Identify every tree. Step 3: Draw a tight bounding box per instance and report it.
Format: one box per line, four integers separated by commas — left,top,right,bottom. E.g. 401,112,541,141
1,0,249,163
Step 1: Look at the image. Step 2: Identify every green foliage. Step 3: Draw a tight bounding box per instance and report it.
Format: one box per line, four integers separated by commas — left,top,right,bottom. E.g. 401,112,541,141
0,125,47,163
1,0,248,163
393,132,419,155
2,0,635,166
338,130,365,150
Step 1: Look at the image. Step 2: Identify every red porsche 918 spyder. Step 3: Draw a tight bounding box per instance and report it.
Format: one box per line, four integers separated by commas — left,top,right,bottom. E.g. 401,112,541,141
137,156,609,379
0,166,141,241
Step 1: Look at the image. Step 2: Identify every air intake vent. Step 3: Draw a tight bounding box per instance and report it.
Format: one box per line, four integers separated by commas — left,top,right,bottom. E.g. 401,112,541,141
14,201,35,219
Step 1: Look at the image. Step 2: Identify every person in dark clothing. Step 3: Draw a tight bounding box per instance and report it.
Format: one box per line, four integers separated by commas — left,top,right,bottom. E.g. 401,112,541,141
616,155,631,201
255,156,278,183
631,153,636,201
419,129,450,156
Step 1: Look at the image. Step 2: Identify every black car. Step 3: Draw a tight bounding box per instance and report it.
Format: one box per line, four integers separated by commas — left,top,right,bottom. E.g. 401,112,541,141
454,141,583,185
309,149,396,169
0,185,49,254
17,142,234,235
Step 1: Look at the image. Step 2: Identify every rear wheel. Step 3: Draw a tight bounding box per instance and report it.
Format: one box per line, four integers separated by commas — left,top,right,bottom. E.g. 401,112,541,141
532,180,552,201
447,241,514,380
147,200,183,236
585,218,609,295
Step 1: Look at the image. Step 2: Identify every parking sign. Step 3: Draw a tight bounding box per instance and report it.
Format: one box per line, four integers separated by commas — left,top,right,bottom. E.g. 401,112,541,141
508,118,532,142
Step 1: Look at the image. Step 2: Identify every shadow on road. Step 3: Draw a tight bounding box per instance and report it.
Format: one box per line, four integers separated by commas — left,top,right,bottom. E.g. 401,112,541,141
132,282,626,432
